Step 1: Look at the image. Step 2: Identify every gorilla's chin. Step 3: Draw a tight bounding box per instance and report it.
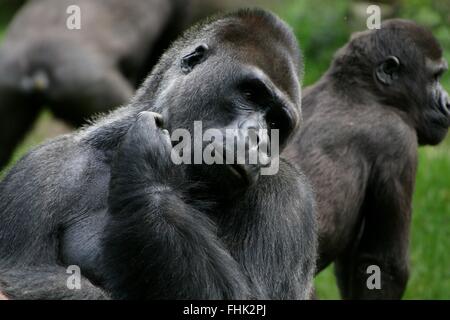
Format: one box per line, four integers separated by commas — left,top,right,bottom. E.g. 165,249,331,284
186,164,254,199
418,123,449,146
227,164,259,186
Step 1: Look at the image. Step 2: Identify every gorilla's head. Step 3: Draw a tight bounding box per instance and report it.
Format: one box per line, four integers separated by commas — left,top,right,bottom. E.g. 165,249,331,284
134,9,303,191
332,19,449,146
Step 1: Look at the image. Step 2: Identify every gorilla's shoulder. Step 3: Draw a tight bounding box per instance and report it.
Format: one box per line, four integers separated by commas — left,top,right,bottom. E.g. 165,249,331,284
0,133,103,202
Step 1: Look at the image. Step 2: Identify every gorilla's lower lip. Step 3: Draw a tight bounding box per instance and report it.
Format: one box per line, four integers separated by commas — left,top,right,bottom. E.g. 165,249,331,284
437,93,450,116
227,164,250,185
431,117,450,129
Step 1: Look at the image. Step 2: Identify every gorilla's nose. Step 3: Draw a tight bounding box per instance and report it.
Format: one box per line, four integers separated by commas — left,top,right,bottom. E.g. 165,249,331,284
238,121,271,162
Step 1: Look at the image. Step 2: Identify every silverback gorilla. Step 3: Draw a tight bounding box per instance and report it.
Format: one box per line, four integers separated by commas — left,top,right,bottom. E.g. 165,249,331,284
286,19,449,299
0,0,187,169
0,9,317,300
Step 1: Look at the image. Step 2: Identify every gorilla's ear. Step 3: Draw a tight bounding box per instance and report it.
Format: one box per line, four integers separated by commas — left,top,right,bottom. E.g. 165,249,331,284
181,44,209,74
376,56,401,85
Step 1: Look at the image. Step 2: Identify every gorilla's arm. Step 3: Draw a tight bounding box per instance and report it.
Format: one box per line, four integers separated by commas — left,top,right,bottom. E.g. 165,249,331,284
0,48,42,168
335,142,416,299
101,112,250,299
0,92,39,169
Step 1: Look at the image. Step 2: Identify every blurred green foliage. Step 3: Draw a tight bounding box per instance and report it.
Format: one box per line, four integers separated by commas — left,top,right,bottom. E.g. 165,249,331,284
277,0,450,89
0,0,23,36
0,0,449,299
276,0,352,85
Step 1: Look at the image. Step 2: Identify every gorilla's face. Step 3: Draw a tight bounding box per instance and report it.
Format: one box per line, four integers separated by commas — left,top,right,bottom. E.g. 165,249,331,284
375,54,449,146
418,58,450,145
154,36,301,192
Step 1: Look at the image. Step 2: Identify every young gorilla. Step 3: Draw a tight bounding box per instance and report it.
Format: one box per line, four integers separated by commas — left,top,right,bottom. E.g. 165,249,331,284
0,9,317,300
285,19,449,299
0,0,186,169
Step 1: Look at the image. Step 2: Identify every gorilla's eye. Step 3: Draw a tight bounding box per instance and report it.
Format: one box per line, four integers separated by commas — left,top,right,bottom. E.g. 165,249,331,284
238,78,272,105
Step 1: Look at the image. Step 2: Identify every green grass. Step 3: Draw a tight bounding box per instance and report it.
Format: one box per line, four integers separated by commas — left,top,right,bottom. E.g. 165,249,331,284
0,1,449,299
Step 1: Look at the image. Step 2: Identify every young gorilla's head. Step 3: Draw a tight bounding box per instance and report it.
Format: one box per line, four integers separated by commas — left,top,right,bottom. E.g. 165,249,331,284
134,9,303,190
332,19,449,146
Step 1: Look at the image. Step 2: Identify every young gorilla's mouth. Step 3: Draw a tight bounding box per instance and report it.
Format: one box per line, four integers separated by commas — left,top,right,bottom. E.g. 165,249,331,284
439,97,450,117
431,116,450,129
432,96,450,128
441,102,450,120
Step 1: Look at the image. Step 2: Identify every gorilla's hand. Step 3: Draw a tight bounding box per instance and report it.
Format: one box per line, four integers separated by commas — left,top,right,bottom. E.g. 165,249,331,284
106,115,249,299
132,111,172,164
113,111,182,186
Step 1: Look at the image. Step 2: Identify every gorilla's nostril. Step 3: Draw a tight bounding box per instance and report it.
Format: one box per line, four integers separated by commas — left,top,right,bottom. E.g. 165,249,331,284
149,112,164,128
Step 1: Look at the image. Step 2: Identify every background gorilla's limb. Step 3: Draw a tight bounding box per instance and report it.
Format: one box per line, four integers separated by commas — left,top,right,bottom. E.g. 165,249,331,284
0,88,40,168
102,112,250,299
0,266,108,300
0,0,186,170
48,69,134,127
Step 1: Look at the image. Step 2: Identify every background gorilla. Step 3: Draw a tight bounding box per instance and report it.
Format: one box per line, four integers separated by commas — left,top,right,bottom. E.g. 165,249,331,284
0,0,188,170
0,9,317,300
285,19,449,299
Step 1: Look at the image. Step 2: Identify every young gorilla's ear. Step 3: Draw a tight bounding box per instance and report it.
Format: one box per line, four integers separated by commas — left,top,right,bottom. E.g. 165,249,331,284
181,44,209,74
376,56,401,85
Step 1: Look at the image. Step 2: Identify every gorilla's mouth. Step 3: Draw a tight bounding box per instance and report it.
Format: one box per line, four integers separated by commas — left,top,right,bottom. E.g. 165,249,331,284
431,115,449,129
441,103,450,120
431,98,450,128
227,164,251,185
439,96,450,117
